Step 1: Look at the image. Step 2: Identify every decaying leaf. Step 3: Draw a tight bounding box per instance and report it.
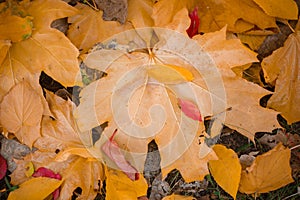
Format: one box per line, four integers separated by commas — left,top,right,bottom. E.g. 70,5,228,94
239,143,294,195
8,177,63,200
0,81,43,147
262,32,300,124
105,166,148,200
209,145,241,199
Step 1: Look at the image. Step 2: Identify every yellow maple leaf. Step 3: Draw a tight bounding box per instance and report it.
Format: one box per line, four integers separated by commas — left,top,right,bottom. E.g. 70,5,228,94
8,177,63,200
0,11,33,42
152,0,277,33
10,91,104,200
209,144,241,200
67,3,133,54
252,0,298,20
0,81,43,147
127,0,154,28
262,32,300,124
105,166,148,200
0,0,80,102
239,143,294,195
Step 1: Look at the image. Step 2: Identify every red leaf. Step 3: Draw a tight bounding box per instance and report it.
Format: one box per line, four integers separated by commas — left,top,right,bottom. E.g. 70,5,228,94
178,98,202,121
32,167,61,200
186,7,200,38
0,154,7,180
102,129,139,181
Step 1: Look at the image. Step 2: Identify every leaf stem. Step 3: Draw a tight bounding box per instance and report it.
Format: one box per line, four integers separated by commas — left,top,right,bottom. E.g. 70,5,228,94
290,144,300,151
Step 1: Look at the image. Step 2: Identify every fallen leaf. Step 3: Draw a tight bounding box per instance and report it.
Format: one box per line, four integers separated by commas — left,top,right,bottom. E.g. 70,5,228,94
147,63,194,84
262,32,300,123
105,166,148,200
67,3,132,54
32,167,62,200
102,129,139,181
186,7,199,38
0,0,80,101
163,194,196,200
0,13,33,42
252,0,298,19
239,143,294,195
8,177,63,200
127,0,154,28
178,98,202,121
10,91,104,200
24,162,34,177
0,154,7,180
152,0,277,33
209,144,241,199
0,81,43,147
194,26,258,70
0,40,11,65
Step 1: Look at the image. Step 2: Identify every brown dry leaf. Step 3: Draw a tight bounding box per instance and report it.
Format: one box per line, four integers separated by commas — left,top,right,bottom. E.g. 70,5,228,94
262,32,300,124
239,143,294,195
105,166,148,200
8,177,63,200
209,145,241,199
67,3,133,54
0,81,43,147
0,0,80,102
152,0,277,33
252,0,298,19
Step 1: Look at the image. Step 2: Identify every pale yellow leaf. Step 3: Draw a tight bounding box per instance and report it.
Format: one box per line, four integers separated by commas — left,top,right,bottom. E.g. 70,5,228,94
262,32,300,123
239,143,294,194
0,81,43,147
253,0,298,20
209,144,241,200
147,63,194,84
25,161,34,177
194,26,258,69
8,177,63,200
105,166,148,200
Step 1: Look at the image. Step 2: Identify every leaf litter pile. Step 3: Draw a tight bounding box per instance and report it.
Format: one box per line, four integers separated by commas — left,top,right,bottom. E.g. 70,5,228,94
0,0,300,199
